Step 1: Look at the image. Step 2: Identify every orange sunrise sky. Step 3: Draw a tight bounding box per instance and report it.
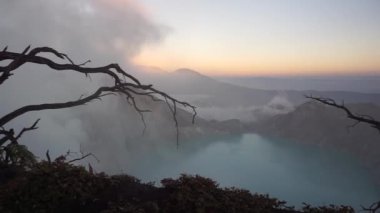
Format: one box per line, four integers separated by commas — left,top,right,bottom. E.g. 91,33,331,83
132,0,380,76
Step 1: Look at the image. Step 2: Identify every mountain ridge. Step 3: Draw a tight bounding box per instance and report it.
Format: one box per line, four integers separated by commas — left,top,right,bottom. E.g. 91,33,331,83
253,101,380,183
137,67,380,109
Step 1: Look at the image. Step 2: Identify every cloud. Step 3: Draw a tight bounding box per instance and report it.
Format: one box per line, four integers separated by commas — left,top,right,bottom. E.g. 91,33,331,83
0,0,164,63
0,0,168,163
193,93,295,122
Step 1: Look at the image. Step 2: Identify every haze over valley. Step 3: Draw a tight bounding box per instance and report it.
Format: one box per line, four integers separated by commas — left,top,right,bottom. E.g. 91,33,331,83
1,0,380,211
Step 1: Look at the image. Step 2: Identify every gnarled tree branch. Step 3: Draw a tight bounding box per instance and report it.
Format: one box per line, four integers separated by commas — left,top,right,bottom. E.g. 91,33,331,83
305,96,380,211
305,95,380,132
0,46,196,149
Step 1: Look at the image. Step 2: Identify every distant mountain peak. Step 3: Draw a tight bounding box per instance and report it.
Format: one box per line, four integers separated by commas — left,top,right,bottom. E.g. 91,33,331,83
174,68,204,76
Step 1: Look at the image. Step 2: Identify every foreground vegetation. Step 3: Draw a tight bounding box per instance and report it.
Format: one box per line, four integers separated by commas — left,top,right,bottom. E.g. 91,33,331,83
1,47,373,212
0,157,354,213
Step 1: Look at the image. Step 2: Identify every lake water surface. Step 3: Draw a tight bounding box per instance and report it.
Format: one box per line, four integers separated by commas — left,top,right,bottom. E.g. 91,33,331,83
129,134,380,209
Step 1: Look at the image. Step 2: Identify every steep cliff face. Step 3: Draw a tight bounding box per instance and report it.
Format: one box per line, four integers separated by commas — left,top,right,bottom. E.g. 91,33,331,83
254,102,380,181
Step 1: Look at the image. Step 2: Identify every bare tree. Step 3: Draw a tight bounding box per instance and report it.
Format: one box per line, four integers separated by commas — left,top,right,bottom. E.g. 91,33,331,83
0,46,196,164
306,95,380,212
305,95,380,132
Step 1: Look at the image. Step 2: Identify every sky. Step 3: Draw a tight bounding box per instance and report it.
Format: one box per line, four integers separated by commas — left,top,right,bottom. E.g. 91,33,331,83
133,0,380,76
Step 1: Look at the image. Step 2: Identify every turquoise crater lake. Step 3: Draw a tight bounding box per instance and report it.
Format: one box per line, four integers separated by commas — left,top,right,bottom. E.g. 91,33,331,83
129,134,380,209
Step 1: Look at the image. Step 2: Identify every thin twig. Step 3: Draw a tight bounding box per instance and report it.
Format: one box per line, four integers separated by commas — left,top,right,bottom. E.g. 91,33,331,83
0,46,197,147
305,95,380,132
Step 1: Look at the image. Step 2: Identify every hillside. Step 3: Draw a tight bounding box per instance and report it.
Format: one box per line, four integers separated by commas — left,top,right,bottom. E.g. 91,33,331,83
217,76,380,94
136,67,380,109
254,101,380,181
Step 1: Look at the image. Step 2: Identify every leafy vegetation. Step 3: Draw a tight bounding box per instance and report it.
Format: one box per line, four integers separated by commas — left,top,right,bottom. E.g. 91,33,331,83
0,47,364,212
0,155,355,213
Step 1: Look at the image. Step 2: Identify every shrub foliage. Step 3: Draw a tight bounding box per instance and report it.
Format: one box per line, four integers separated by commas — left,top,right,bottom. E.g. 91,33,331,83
0,160,354,213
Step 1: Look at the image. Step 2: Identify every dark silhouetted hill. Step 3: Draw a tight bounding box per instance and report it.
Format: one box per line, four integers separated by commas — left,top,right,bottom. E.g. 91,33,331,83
254,102,380,182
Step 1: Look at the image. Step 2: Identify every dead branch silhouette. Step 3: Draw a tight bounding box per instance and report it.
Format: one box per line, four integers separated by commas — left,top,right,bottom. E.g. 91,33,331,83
0,46,196,151
306,95,380,212
361,201,380,213
305,95,380,132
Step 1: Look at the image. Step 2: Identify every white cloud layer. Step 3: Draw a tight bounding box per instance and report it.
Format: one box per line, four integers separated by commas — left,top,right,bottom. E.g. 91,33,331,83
0,0,167,165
